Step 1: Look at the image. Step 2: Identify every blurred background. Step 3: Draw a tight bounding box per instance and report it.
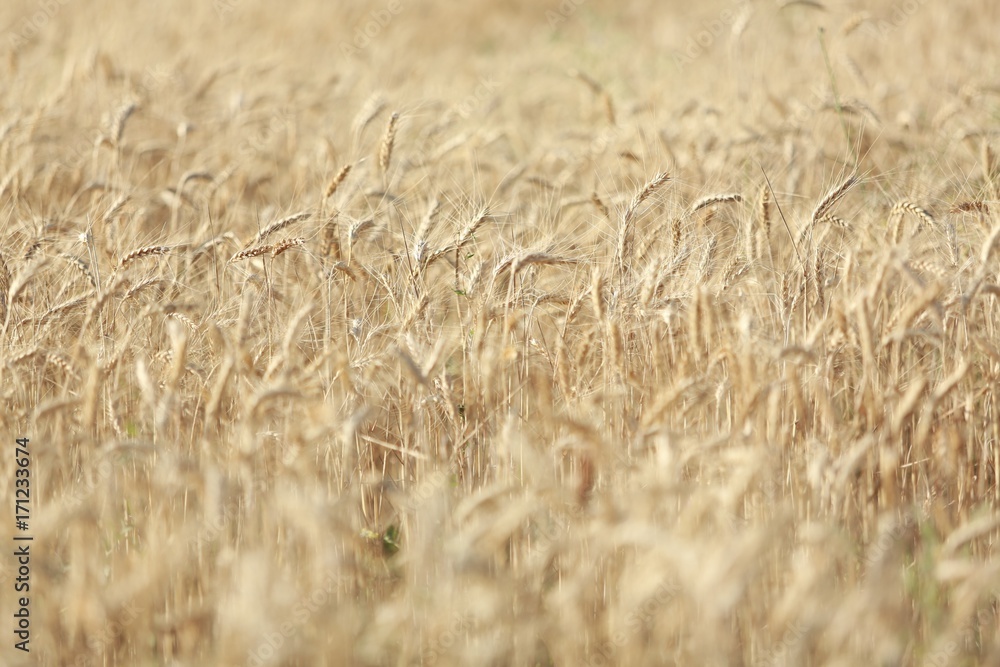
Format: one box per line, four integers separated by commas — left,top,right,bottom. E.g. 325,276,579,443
5,0,998,194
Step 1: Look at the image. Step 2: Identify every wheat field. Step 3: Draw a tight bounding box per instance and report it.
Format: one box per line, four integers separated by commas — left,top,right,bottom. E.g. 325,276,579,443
2,0,1000,664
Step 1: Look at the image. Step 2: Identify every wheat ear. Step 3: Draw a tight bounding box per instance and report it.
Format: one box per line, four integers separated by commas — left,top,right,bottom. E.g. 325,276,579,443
324,164,353,199
379,112,400,174
116,245,171,272
812,171,858,224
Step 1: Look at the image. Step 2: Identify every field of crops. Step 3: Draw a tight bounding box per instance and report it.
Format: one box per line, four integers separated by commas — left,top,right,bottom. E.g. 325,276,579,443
2,0,1000,664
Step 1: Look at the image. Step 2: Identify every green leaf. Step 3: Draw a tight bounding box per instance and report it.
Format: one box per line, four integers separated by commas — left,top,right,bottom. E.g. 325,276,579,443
382,524,401,556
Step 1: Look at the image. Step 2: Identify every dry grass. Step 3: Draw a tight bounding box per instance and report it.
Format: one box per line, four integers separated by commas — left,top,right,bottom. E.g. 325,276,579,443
3,0,1000,665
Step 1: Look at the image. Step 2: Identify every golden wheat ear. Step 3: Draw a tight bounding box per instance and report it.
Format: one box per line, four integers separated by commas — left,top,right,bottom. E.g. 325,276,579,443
378,111,400,175
116,245,171,272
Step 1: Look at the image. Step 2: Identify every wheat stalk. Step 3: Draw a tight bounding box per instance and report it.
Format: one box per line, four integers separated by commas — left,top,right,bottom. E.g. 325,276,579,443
980,225,1000,268
412,197,441,264
102,194,130,222
271,237,305,257
122,277,166,303
569,69,615,124
812,171,858,224
59,253,97,287
890,201,936,243
320,215,342,261
352,92,386,142
816,214,849,229
167,311,200,333
621,171,671,229
348,217,376,243
758,181,772,223
45,351,79,379
591,192,610,218
379,112,400,174
228,245,273,264
456,205,490,248
425,206,490,266
111,100,138,145
591,268,605,323
116,245,171,271
951,200,989,214
618,171,671,276
690,193,742,216
331,261,357,281
22,295,91,328
324,164,353,199
252,211,311,246
841,11,870,36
